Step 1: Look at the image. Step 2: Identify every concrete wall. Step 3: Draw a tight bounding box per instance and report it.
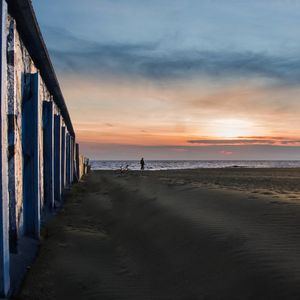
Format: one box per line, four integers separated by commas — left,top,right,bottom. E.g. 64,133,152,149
0,0,89,296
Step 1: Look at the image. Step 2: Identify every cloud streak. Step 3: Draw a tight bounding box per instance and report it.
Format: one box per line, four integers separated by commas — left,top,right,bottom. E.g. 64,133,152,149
187,138,300,146
47,28,300,85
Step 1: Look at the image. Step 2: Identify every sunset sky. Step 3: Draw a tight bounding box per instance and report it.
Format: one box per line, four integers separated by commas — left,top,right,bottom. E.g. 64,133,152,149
32,0,300,160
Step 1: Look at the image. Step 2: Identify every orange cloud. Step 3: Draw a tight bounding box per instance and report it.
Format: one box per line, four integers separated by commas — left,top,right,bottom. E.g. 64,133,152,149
59,75,300,148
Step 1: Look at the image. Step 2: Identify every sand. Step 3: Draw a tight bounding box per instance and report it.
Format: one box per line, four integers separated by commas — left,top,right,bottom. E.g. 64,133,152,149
16,169,300,299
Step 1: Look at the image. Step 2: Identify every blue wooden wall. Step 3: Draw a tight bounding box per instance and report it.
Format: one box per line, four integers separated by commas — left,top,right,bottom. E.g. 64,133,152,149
54,114,61,203
22,73,40,239
66,133,71,186
0,2,87,296
43,101,54,210
70,137,74,184
61,125,66,192
75,143,80,181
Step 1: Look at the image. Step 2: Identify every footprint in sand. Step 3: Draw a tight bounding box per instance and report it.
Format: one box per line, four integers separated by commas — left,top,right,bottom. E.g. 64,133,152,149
248,196,258,200
116,267,131,276
269,200,285,205
262,191,274,195
58,243,69,248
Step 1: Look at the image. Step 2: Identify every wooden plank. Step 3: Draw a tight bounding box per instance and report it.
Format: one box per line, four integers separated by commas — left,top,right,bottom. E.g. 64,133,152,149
0,0,10,295
42,101,54,209
70,137,74,183
61,126,66,192
66,133,70,186
22,73,40,239
7,17,18,254
54,114,61,202
75,143,80,181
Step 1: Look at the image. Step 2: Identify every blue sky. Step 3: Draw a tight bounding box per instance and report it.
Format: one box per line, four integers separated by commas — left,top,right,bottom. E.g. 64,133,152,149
33,1,300,53
33,0,300,79
32,0,300,160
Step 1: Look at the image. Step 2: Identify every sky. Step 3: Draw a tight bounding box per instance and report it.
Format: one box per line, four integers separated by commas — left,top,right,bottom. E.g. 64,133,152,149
32,0,300,160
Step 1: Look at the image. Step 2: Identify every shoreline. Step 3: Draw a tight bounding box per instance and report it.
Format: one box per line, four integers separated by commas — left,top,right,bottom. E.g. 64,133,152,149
90,160,300,172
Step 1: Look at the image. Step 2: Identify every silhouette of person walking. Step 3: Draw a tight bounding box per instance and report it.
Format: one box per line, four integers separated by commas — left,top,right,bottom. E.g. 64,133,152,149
140,158,145,170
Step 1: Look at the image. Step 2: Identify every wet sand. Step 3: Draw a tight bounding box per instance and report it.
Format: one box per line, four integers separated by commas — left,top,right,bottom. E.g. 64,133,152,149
16,169,300,299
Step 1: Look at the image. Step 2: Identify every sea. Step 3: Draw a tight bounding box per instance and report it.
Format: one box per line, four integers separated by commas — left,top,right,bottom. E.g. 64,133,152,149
90,160,300,171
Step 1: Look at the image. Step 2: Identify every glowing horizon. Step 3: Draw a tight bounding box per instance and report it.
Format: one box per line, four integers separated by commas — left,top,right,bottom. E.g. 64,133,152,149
63,76,300,149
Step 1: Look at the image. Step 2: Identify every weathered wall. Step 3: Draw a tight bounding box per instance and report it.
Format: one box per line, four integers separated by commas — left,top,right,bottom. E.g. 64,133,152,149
6,13,84,235
0,0,89,296
6,6,88,236
7,14,52,238
79,155,89,179
0,0,10,295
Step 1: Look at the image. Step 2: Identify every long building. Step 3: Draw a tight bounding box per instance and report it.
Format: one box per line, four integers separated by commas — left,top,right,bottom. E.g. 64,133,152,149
0,0,87,296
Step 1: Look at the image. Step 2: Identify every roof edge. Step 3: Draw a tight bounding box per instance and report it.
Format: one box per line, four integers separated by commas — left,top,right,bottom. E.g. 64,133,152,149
8,0,75,137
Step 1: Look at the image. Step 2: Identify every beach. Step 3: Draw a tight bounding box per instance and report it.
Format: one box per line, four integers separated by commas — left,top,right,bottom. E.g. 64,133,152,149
17,169,300,299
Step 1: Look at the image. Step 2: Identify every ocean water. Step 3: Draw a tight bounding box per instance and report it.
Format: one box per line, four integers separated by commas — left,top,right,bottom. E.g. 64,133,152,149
91,160,300,171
